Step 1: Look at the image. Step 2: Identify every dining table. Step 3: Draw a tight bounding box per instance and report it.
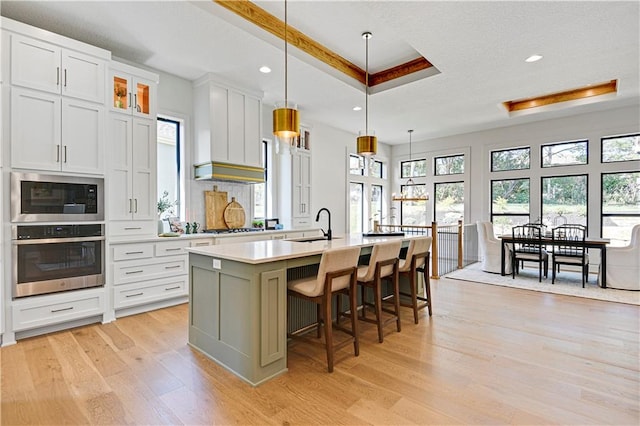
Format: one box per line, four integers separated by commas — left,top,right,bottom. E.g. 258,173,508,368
499,234,610,287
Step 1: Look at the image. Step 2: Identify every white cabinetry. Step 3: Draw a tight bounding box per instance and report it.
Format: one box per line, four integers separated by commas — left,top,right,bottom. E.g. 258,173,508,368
12,288,105,332
10,34,105,103
110,240,189,315
279,147,313,229
109,61,157,118
193,75,263,168
107,63,158,237
3,20,109,174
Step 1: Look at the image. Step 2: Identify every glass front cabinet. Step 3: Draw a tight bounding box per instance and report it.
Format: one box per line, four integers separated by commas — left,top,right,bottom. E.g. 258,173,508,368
109,61,157,118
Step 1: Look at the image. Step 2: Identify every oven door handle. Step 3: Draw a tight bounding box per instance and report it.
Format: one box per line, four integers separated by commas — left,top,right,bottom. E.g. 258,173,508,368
13,236,105,245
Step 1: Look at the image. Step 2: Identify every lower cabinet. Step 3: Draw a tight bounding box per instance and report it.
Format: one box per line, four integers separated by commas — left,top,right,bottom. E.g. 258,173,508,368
12,288,105,332
111,239,190,315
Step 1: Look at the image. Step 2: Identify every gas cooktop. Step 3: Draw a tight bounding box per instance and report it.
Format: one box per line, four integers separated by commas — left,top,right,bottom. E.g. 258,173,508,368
203,228,264,234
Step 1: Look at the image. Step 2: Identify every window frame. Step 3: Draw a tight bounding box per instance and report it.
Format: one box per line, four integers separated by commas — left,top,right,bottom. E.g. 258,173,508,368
540,173,589,229
540,139,588,168
434,153,465,176
601,133,640,163
491,147,531,172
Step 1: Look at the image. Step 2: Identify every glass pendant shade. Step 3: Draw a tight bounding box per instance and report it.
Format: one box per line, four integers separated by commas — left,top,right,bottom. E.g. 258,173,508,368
273,100,300,146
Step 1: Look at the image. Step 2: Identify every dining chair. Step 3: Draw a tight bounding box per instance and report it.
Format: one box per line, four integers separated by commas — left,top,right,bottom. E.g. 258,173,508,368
287,246,361,372
511,224,549,282
355,240,402,343
598,224,640,291
398,236,433,324
551,224,589,287
477,221,512,274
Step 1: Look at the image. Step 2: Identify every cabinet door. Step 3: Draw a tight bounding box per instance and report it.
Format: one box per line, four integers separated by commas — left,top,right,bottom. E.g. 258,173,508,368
300,152,312,217
61,98,104,174
62,49,105,103
10,87,61,171
228,90,245,165
10,35,61,95
131,118,156,220
210,85,228,162
109,70,132,114
132,76,156,119
108,114,135,221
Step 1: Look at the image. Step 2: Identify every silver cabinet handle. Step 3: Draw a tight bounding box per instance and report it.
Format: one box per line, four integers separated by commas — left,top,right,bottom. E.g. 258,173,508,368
56,144,60,162
134,93,138,111
56,67,60,86
128,93,132,108
124,227,142,230
165,265,181,270
125,251,144,255
125,270,144,275
64,68,67,87
63,145,67,163
165,248,182,252
125,292,144,298
128,198,133,213
51,306,73,313
165,286,180,291
134,199,138,213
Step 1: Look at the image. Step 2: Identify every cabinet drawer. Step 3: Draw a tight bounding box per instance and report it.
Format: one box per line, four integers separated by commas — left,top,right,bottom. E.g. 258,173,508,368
113,256,187,285
190,238,216,248
155,240,189,257
109,221,156,237
292,218,312,229
112,243,154,261
114,276,187,309
12,289,104,332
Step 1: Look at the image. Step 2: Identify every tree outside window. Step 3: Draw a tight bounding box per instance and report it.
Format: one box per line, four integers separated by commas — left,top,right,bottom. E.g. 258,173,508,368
491,147,530,171
434,181,464,225
602,171,640,246
491,178,530,235
541,174,588,228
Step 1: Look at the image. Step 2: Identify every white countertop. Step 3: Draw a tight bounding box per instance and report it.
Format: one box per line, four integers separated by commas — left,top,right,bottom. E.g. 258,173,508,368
108,228,321,245
185,233,422,264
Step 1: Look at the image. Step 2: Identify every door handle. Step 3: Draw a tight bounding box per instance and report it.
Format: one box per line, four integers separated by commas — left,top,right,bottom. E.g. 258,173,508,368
56,67,60,86
64,68,67,87
56,144,60,162
63,145,67,163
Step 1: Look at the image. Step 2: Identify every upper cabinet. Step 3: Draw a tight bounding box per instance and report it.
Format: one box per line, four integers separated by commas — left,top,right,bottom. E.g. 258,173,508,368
193,75,263,168
10,34,106,104
109,61,158,118
2,18,110,174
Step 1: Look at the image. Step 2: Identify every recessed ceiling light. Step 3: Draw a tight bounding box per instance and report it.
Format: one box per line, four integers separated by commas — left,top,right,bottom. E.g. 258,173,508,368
352,106,362,111
525,54,543,63
259,66,271,73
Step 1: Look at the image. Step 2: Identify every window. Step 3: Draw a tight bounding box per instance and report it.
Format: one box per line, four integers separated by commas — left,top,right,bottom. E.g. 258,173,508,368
399,184,428,225
434,181,464,225
491,147,530,171
371,185,383,224
602,171,640,246
350,154,364,175
602,134,640,163
253,141,268,219
401,159,427,178
369,160,383,178
491,178,530,235
157,117,181,217
541,174,588,227
541,140,588,167
435,154,464,175
350,155,387,233
349,182,363,233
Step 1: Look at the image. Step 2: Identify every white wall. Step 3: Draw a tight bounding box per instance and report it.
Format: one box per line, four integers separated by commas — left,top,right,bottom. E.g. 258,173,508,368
391,104,640,234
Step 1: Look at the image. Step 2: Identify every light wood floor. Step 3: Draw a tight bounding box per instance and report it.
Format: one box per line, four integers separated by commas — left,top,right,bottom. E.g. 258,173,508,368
1,278,639,425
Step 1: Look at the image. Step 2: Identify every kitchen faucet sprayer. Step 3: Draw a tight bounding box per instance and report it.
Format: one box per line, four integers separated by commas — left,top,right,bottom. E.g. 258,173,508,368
315,208,332,240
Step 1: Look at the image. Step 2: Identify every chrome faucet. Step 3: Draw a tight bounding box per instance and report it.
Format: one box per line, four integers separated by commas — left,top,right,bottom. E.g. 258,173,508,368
315,208,332,240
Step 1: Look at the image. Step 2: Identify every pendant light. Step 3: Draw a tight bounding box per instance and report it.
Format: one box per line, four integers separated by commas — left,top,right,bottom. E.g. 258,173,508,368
357,32,377,156
393,129,429,201
273,0,300,147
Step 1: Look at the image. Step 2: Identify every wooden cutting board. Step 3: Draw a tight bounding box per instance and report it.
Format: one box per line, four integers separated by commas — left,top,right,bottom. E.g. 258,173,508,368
223,197,246,229
205,186,228,230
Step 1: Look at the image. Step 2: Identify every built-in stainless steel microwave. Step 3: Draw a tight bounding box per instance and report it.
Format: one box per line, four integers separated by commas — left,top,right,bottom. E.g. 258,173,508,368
11,172,104,222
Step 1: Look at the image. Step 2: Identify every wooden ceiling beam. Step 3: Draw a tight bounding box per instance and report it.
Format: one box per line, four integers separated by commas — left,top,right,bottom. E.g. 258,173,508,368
503,80,618,112
214,0,434,87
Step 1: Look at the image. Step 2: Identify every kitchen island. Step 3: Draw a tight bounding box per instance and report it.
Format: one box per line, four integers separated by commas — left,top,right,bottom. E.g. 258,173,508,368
185,234,420,386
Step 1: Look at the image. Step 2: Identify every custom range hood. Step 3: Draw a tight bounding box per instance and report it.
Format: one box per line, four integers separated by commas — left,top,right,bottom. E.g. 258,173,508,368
194,161,265,184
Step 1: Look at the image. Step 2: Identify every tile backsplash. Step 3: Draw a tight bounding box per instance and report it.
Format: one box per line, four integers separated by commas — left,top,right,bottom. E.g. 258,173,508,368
189,181,252,229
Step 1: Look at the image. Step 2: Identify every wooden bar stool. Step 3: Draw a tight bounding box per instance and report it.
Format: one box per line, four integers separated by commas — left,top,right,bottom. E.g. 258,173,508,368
398,236,433,324
356,240,402,343
287,246,361,372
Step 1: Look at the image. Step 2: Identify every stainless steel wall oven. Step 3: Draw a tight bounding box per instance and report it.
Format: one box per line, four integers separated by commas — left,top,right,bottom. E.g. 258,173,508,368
11,172,104,222
12,224,105,298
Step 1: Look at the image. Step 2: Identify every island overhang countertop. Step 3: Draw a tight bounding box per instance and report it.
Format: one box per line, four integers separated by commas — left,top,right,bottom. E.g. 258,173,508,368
185,233,423,264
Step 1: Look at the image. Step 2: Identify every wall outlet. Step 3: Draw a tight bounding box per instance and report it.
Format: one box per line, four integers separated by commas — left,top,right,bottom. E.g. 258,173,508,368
212,259,221,269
